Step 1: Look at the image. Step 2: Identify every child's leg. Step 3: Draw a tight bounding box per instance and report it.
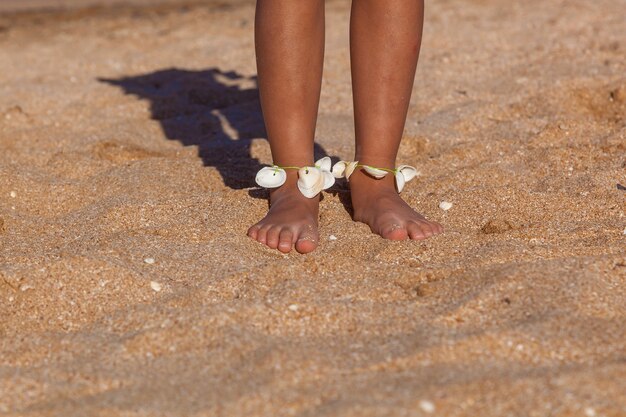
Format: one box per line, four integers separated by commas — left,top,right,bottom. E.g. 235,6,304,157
247,0,325,253
348,0,443,240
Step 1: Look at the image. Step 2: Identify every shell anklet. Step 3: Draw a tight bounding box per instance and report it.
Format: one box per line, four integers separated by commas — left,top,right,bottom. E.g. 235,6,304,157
255,157,335,198
255,157,419,197
331,161,419,193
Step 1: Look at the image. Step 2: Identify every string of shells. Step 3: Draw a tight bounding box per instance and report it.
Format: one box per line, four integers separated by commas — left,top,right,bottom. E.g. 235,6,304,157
255,158,419,197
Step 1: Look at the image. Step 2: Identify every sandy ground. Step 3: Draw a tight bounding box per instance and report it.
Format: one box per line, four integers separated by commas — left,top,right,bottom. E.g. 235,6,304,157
0,0,625,416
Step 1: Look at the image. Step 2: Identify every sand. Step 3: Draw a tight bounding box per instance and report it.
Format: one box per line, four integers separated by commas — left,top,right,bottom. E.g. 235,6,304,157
0,0,625,415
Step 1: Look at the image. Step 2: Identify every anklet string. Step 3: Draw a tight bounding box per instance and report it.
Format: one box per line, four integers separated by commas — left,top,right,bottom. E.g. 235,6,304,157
255,157,335,198
331,161,419,193
255,158,419,196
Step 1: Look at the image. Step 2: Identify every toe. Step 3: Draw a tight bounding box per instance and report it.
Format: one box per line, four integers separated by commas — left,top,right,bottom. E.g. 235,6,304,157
295,226,318,254
432,221,444,234
247,224,261,239
381,224,409,240
256,224,272,244
266,226,281,249
407,221,426,240
295,237,317,254
278,230,294,253
418,220,435,238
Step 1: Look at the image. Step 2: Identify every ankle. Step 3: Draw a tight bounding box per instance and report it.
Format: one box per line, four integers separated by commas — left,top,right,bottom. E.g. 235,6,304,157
349,167,397,190
353,155,397,170
269,181,320,205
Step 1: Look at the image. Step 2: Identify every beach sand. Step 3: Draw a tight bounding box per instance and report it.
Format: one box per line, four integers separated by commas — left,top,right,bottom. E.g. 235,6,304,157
0,0,625,415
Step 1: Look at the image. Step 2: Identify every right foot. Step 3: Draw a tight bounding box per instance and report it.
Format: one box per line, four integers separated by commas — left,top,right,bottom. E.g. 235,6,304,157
349,165,443,241
247,173,320,254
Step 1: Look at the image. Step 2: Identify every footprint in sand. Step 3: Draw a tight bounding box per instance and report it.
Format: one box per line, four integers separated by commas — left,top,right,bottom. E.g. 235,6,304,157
91,140,165,163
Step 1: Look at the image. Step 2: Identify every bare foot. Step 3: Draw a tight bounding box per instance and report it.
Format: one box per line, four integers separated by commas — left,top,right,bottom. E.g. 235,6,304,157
247,174,319,254
348,168,443,240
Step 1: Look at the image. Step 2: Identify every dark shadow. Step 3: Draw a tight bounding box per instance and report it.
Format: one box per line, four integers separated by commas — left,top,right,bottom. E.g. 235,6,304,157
99,67,329,191
334,187,354,217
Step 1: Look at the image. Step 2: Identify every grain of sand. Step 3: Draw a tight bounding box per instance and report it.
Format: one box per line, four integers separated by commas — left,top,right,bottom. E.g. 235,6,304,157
0,0,625,416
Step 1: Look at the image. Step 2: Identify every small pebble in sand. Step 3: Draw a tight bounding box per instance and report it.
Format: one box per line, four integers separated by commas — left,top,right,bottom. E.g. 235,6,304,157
329,235,338,241
150,281,162,292
623,227,626,235
144,257,155,264
418,399,435,413
288,304,299,312
9,191,17,198
584,407,597,417
439,201,453,211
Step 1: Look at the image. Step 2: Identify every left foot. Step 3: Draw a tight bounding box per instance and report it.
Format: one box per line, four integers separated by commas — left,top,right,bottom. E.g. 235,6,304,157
247,171,320,254
348,167,443,240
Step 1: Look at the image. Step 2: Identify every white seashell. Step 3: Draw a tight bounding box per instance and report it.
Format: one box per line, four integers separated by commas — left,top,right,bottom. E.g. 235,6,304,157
297,167,325,198
331,161,347,178
315,156,332,172
316,157,335,189
363,165,388,179
584,407,597,417
344,161,358,180
397,165,419,182
395,171,406,193
418,400,435,414
439,201,453,211
332,160,359,180
394,165,418,192
322,171,335,190
256,166,287,188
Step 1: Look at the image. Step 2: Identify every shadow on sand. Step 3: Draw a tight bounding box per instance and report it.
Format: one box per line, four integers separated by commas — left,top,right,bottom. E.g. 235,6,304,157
100,67,331,193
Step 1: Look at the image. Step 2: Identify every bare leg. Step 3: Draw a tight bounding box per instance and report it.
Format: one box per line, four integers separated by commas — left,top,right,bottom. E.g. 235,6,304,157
348,0,443,240
247,0,325,253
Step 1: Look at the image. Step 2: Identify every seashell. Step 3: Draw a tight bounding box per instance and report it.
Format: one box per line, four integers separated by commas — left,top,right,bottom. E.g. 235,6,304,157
363,165,389,179
256,166,287,188
344,161,358,180
297,167,325,198
315,156,332,172
316,156,335,190
439,201,453,211
397,165,419,182
332,161,347,178
395,171,406,193
395,165,419,192
418,400,436,414
332,160,359,180
322,171,335,189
